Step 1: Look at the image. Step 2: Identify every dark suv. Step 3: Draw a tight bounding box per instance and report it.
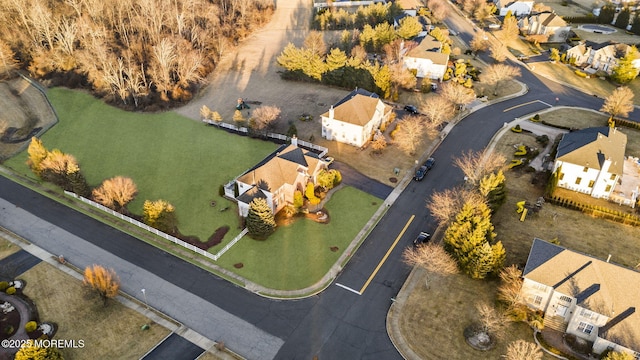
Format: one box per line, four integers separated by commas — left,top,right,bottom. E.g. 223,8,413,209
404,105,419,114
413,232,431,247
414,157,435,181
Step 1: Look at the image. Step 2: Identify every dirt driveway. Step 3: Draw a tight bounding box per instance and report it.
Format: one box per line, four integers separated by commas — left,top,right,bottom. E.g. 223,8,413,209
175,0,349,139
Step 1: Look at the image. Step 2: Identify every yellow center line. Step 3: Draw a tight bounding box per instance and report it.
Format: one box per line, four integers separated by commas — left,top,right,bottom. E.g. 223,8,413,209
503,100,538,112
359,214,416,295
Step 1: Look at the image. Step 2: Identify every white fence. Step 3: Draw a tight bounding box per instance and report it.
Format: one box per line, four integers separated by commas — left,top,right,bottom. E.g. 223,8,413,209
64,191,245,261
202,119,328,157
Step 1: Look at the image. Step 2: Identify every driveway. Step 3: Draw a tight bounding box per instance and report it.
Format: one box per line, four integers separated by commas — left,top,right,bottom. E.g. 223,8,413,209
331,161,394,200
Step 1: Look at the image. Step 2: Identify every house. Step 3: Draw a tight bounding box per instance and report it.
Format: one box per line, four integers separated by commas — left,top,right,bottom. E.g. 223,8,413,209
521,238,640,357
552,127,633,201
402,35,449,81
521,11,570,42
496,0,534,16
321,88,393,147
566,41,630,74
234,142,329,217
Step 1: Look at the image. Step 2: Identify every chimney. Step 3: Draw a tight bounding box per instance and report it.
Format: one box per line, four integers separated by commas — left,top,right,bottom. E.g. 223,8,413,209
291,134,298,147
329,105,334,119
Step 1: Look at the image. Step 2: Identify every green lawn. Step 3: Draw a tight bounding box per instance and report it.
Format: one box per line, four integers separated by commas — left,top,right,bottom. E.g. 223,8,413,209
3,88,277,242
216,186,381,290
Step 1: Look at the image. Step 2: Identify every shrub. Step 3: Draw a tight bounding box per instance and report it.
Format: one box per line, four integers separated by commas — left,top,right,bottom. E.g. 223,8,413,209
293,190,304,208
530,114,540,122
511,125,522,133
25,321,38,333
218,185,225,197
5,287,16,295
574,70,588,78
0,281,9,291
536,134,549,146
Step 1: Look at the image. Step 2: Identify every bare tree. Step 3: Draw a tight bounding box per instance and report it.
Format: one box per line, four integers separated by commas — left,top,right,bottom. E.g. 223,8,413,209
389,63,417,97
371,133,387,154
490,42,508,62
83,264,120,306
473,2,496,25
480,63,521,96
393,116,427,155
601,86,635,121
440,82,476,113
454,150,506,186
427,187,485,226
421,95,453,127
470,31,490,55
151,38,177,101
0,40,18,78
92,176,138,213
304,31,327,57
504,340,543,360
476,301,510,340
497,265,523,307
402,243,458,288
427,0,450,23
251,105,281,131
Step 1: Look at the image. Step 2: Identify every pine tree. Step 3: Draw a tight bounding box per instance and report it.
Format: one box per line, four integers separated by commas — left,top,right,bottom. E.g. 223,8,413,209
246,197,276,239
325,48,348,72
612,46,640,84
27,137,48,176
631,13,640,35
614,8,631,29
396,16,422,39
465,242,496,279
598,5,616,25
491,241,506,274
479,171,507,212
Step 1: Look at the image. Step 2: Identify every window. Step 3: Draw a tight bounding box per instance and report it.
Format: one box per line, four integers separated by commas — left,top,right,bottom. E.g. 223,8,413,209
610,174,616,180
559,173,565,180
533,295,543,305
580,308,599,321
588,180,595,188
583,167,589,172
605,185,612,192
559,295,572,303
578,322,594,334
575,177,582,185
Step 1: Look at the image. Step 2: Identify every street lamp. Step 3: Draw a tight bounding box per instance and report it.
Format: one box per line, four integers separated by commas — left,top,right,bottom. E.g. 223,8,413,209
141,288,149,309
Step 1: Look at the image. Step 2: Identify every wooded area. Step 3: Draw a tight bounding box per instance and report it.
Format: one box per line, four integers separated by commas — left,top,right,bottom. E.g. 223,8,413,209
0,0,274,110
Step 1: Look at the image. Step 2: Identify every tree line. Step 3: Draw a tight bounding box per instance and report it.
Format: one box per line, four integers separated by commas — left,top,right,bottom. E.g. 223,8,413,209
0,0,274,109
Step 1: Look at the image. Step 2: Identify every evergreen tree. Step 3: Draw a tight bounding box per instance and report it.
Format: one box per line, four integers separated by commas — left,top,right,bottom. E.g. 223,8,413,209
246,197,276,239
612,46,640,84
491,241,506,274
325,48,348,72
598,5,616,25
397,16,423,39
631,13,640,35
479,171,507,213
549,48,560,62
27,137,48,176
465,242,496,279
614,8,631,29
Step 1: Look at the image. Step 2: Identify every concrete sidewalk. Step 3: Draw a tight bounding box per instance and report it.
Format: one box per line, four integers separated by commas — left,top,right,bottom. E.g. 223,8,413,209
0,198,282,360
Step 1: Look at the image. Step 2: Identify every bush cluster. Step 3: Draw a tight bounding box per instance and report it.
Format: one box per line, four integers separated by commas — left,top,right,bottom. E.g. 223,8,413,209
25,321,38,333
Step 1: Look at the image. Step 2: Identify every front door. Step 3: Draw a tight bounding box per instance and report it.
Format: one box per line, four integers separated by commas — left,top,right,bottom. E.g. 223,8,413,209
555,305,568,317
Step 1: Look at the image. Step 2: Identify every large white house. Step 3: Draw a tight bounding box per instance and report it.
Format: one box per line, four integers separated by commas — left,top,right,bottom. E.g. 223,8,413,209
234,143,329,217
553,127,627,200
521,238,640,358
321,88,393,148
496,0,534,16
521,11,570,42
566,41,632,74
402,35,449,81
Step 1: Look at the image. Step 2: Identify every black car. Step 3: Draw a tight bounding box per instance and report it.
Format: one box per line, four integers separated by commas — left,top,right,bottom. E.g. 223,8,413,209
413,232,431,247
404,105,419,114
414,158,435,181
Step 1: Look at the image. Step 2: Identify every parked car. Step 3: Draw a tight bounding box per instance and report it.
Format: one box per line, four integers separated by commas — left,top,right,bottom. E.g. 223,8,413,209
413,232,431,247
404,105,419,115
414,157,435,181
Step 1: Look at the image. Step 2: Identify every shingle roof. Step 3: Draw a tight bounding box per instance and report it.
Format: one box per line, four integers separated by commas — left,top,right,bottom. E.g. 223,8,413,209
536,12,567,27
321,90,391,126
237,144,321,193
556,127,626,174
524,238,640,351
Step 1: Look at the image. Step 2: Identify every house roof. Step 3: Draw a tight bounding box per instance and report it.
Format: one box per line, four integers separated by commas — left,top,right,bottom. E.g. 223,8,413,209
321,89,391,126
395,0,422,9
405,35,449,65
524,238,640,351
531,11,567,27
237,144,322,194
556,127,626,174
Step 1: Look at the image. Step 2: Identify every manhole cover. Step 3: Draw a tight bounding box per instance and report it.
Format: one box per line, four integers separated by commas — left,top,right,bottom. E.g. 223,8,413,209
389,177,398,183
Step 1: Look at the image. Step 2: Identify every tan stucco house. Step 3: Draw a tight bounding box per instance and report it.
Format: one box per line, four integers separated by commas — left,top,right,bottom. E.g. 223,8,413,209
402,35,449,81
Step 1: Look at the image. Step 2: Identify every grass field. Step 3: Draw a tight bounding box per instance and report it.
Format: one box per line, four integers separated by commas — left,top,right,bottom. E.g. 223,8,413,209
216,186,381,290
3,88,278,243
